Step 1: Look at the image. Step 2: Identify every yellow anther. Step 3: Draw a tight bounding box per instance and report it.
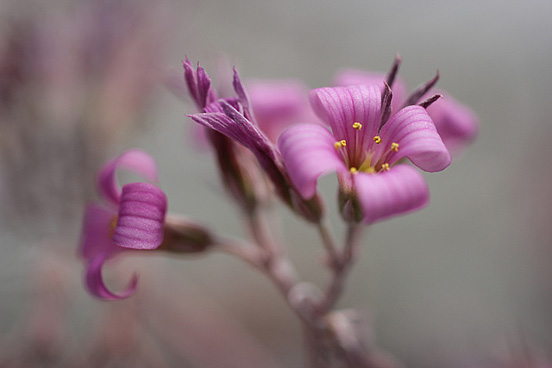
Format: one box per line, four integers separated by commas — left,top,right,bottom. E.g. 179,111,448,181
373,135,382,144
352,122,362,130
391,142,399,152
349,167,358,174
109,216,118,237
381,163,390,171
334,140,347,149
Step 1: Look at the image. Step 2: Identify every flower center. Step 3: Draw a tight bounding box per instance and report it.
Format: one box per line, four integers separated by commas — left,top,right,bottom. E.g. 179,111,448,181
334,123,399,175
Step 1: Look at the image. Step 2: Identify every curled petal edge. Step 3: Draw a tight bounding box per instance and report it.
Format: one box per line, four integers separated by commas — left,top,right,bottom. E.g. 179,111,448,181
380,106,451,172
98,149,158,205
85,254,138,300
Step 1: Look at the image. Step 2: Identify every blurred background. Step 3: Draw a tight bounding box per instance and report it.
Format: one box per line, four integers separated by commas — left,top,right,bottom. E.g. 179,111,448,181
1,0,551,367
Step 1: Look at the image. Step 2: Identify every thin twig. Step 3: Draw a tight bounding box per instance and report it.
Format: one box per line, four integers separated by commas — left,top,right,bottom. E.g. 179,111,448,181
318,223,364,313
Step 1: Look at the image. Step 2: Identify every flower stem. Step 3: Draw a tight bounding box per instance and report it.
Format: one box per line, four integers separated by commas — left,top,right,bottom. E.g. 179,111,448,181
316,220,340,271
319,223,364,313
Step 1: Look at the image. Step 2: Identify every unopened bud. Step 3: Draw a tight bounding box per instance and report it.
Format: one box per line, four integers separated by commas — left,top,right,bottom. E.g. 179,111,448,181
208,129,265,214
291,191,325,223
159,216,214,254
338,186,363,223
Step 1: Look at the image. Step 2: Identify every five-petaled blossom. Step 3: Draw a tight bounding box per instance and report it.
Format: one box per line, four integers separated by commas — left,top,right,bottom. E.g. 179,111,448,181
80,150,167,299
278,84,452,224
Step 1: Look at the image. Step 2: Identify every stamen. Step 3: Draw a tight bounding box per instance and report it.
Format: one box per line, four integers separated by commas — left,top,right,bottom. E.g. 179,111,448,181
373,135,382,144
391,142,399,152
349,167,358,174
109,216,118,237
381,163,390,171
334,140,347,149
352,122,362,130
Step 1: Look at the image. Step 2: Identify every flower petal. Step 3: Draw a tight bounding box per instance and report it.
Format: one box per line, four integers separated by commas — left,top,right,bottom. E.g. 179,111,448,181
333,69,408,112
248,80,319,142
379,106,451,172
80,203,119,260
354,165,429,224
97,149,158,205
309,85,382,162
278,124,347,199
85,254,138,300
113,182,167,250
426,92,479,152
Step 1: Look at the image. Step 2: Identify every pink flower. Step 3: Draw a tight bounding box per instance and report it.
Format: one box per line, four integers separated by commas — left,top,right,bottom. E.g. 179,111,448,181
80,150,167,299
335,63,478,153
187,66,324,222
278,84,451,224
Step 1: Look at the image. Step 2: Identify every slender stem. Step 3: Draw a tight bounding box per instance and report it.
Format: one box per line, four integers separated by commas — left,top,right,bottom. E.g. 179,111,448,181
317,220,340,270
319,223,364,313
303,324,331,368
247,207,281,261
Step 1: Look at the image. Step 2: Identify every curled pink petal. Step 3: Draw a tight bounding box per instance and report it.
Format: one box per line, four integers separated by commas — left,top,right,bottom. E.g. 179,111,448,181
85,254,138,300
426,92,479,152
309,85,382,162
97,149,158,204
113,182,167,250
379,105,451,172
80,203,119,259
278,124,348,199
334,69,408,112
354,165,429,224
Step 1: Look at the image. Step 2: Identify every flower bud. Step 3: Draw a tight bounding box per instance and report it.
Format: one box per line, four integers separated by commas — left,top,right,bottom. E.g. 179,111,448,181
338,186,363,223
159,216,214,254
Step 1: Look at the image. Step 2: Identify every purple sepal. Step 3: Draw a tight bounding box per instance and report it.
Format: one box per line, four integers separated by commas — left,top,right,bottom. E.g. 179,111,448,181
183,57,217,111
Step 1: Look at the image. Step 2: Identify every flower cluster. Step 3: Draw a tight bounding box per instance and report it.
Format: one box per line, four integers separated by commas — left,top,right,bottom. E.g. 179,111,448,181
186,57,477,224
80,57,477,299
79,55,477,367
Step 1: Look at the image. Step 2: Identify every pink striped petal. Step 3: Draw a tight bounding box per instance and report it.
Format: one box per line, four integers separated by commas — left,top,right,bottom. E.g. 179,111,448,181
379,106,451,172
85,254,138,300
309,85,381,160
334,69,408,112
98,150,158,205
354,165,429,224
426,92,479,152
278,124,347,199
80,203,119,260
113,182,167,250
